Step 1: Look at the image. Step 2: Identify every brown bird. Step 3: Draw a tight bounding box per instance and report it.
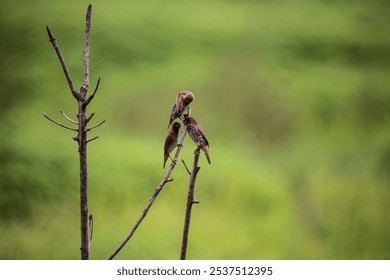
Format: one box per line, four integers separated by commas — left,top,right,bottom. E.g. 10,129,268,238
185,116,211,164
163,122,181,168
168,90,195,128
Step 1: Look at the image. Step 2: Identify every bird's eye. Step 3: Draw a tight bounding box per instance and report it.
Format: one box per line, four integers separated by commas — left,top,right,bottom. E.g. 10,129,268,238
184,99,191,104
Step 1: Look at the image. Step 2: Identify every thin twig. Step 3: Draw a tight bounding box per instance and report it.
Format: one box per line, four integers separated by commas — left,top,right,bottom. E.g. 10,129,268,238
44,113,78,131
107,126,188,260
180,147,201,260
60,110,78,124
87,120,106,131
81,4,92,96
86,136,99,144
46,26,78,99
85,78,101,106
181,159,191,175
87,112,95,123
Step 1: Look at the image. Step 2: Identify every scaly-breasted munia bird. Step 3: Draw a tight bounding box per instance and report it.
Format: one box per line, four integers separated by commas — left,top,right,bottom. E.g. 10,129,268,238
167,90,195,128
185,116,211,164
163,122,181,168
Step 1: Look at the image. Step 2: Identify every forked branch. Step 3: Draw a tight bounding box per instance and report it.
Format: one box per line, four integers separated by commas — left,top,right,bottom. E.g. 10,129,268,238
45,4,102,260
107,126,188,260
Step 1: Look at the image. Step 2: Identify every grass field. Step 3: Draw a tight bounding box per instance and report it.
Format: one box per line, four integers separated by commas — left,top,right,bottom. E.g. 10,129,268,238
1,0,389,259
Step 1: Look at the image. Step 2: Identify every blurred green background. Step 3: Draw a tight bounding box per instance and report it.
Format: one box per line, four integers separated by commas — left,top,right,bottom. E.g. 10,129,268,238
1,0,389,259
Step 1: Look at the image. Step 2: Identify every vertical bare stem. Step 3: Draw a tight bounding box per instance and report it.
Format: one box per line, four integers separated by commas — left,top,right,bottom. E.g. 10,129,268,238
180,147,201,260
46,4,102,260
78,104,89,260
82,4,92,95
79,4,92,260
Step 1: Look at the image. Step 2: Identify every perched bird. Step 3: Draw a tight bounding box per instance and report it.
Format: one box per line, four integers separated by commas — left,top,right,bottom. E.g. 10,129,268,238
168,90,195,128
185,116,211,164
163,122,181,168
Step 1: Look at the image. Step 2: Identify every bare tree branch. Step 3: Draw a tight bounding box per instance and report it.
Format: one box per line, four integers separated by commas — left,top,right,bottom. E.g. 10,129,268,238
87,120,106,131
46,26,78,100
107,126,188,260
60,110,78,124
81,4,92,98
85,78,101,106
180,147,201,260
77,3,93,260
181,159,191,175
46,4,99,260
44,113,78,131
86,136,99,144
87,112,95,123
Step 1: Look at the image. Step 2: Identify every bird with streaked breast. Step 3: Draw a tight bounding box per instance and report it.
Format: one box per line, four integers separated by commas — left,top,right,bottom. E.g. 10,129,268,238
163,122,181,168
184,116,211,164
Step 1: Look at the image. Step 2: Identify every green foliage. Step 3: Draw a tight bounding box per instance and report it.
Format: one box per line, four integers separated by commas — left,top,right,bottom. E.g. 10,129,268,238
0,0,389,259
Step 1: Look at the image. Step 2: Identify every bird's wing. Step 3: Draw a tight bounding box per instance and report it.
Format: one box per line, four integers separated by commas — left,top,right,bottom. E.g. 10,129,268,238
197,125,209,147
167,104,177,128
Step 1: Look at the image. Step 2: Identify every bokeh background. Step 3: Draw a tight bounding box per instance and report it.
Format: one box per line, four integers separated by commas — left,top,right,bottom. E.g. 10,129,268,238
1,0,389,259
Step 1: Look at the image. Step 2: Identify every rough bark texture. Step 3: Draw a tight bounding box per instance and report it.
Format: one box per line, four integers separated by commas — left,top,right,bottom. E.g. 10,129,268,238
180,147,201,260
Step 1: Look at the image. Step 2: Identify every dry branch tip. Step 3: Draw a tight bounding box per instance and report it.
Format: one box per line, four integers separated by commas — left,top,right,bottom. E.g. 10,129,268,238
60,110,78,124
87,112,95,123
44,113,78,131
85,78,101,106
87,136,99,144
46,25,79,99
87,120,106,131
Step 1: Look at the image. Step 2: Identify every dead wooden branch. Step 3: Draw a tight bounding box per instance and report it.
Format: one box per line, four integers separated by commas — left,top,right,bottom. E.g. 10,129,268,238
86,136,99,144
46,26,78,99
43,113,77,131
87,112,96,123
45,4,102,260
60,110,78,124
87,120,106,131
107,126,188,260
180,147,201,260
85,78,101,106
181,159,191,175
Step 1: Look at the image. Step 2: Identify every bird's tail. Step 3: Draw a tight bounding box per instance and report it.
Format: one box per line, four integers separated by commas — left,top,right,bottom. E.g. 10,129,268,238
203,147,211,164
163,155,168,169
